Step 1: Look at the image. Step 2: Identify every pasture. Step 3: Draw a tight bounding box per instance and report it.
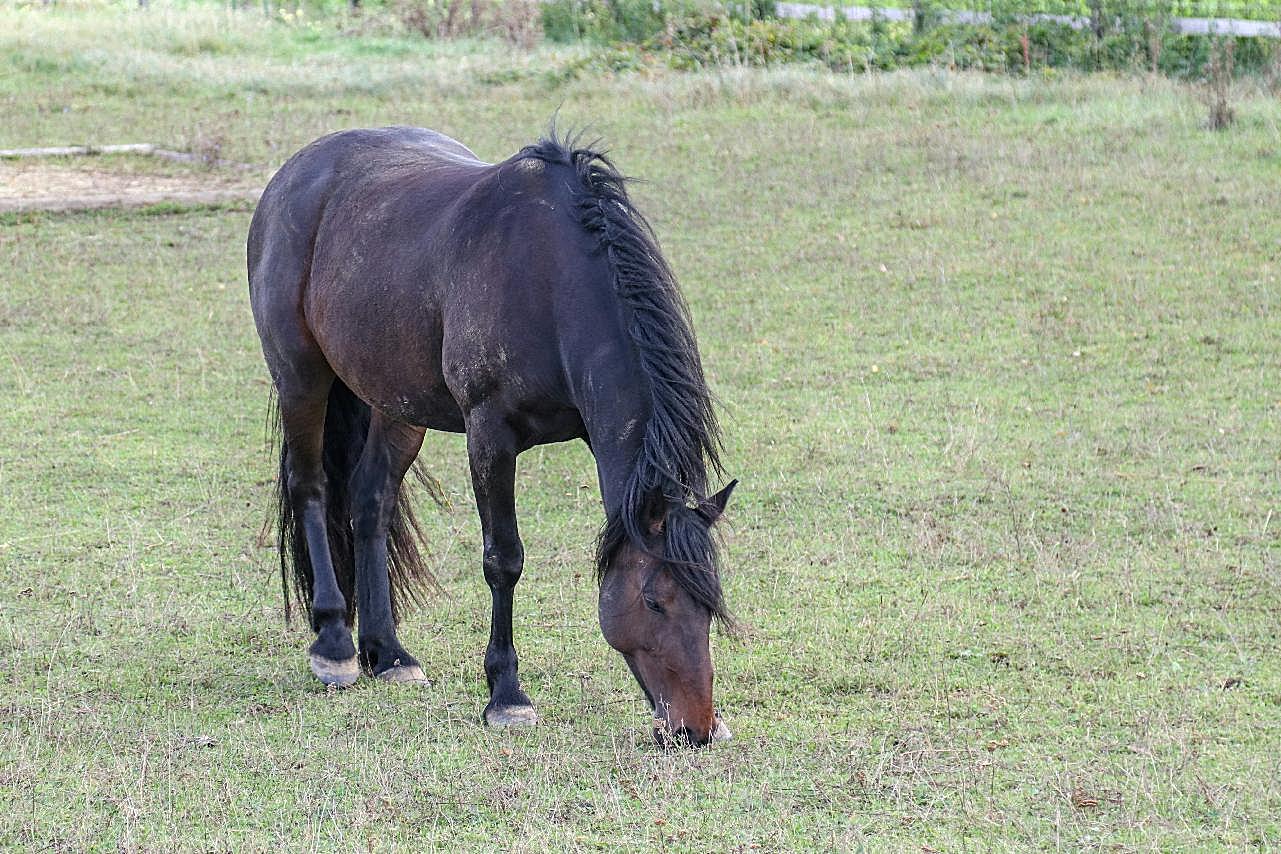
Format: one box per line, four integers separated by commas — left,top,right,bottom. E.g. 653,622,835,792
2,6,1280,850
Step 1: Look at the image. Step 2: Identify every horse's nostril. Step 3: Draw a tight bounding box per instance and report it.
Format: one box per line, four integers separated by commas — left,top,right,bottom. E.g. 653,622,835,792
711,716,732,742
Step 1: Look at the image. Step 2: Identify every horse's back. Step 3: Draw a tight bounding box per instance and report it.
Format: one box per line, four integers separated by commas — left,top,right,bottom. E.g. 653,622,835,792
248,127,483,290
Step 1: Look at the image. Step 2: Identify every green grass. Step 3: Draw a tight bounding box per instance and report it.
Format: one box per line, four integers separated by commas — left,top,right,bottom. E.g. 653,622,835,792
3,5,1281,850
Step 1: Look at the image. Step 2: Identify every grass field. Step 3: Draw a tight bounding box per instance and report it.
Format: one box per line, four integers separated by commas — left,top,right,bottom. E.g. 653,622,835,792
3,5,1281,850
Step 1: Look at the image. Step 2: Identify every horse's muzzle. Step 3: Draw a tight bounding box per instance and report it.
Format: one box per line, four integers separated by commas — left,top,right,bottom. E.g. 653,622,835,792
654,714,732,748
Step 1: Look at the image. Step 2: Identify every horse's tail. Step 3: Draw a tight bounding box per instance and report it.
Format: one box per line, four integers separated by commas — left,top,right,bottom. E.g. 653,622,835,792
271,380,440,627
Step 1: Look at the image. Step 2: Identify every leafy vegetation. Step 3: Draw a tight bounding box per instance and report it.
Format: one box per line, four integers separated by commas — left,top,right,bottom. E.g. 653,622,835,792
541,0,1281,77
833,0,1281,18
642,13,1280,75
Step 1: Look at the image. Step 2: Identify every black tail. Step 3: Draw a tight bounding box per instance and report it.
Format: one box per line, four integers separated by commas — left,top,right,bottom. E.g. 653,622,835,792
272,380,439,627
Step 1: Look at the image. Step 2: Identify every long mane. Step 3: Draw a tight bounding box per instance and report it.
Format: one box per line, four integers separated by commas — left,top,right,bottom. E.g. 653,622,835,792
518,133,730,624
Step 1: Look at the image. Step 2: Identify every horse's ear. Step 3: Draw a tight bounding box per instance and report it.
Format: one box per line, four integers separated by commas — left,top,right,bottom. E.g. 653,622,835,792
698,479,738,525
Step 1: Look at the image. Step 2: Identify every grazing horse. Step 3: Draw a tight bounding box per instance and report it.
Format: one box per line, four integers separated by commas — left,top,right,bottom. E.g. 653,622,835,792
247,127,736,746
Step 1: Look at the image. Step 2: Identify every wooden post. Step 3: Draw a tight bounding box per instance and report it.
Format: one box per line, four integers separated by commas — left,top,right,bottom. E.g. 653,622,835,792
1089,0,1105,39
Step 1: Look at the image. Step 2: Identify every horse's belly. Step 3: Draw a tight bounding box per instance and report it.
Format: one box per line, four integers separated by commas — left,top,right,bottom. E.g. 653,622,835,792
349,373,465,433
380,389,466,433
310,298,464,432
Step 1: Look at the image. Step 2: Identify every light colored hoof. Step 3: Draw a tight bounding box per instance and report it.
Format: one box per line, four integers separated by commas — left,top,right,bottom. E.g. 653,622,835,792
309,653,359,688
376,664,429,685
485,705,538,727
711,717,732,742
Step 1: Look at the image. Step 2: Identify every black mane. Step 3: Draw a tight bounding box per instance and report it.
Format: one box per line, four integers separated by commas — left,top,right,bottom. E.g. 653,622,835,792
518,133,730,624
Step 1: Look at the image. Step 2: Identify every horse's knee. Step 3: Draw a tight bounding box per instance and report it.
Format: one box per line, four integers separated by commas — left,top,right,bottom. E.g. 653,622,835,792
286,465,326,509
348,451,401,533
483,540,524,589
350,485,391,535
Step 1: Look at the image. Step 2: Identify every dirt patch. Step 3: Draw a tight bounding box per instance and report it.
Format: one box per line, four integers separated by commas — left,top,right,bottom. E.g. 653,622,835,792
0,160,263,213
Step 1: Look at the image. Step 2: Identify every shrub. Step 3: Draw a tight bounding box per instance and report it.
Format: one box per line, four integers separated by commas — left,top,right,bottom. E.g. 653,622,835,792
394,0,540,45
541,0,774,45
544,3,1281,79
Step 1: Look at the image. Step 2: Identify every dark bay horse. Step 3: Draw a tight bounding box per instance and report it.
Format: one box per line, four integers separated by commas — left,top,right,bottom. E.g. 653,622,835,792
247,127,736,745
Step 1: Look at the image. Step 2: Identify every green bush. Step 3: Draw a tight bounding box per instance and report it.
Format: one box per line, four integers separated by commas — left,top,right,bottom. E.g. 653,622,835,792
541,0,776,45
542,0,675,43
548,3,1280,79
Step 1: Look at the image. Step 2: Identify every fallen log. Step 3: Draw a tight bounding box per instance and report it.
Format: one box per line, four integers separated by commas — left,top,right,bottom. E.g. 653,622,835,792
0,143,162,158
0,143,253,169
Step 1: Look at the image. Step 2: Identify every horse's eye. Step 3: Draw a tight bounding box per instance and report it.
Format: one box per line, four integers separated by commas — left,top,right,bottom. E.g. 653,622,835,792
643,595,665,615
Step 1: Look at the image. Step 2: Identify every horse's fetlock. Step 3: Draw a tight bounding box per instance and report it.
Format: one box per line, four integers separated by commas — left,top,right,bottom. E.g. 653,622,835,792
310,621,356,663
360,638,417,675
312,604,348,632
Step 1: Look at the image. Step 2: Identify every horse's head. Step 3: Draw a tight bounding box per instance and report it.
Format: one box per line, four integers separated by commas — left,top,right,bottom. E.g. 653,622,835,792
598,480,737,747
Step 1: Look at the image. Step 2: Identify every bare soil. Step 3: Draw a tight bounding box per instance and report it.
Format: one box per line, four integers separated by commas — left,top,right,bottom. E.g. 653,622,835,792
0,160,262,212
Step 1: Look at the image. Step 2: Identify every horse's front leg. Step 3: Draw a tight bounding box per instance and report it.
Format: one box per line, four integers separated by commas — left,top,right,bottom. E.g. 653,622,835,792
466,414,537,726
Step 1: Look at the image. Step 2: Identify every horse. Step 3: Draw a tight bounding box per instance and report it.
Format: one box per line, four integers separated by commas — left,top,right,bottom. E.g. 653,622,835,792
246,126,737,746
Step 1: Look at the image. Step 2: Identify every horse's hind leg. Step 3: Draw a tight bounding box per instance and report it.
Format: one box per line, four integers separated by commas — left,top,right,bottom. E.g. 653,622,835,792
280,377,360,687
350,411,428,684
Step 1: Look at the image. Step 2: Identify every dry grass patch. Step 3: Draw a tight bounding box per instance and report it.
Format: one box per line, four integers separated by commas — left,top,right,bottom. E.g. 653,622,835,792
0,156,265,212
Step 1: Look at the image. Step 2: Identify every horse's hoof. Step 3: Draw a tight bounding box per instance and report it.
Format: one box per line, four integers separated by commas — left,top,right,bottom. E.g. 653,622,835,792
376,664,429,685
309,653,360,688
484,705,538,727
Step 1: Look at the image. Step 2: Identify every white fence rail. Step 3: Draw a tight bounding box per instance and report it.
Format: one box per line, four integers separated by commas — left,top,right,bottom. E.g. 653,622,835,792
774,4,1281,38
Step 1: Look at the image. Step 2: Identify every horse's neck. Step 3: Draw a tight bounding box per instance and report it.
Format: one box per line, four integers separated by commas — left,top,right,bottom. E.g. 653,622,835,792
563,298,654,516
582,389,650,518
